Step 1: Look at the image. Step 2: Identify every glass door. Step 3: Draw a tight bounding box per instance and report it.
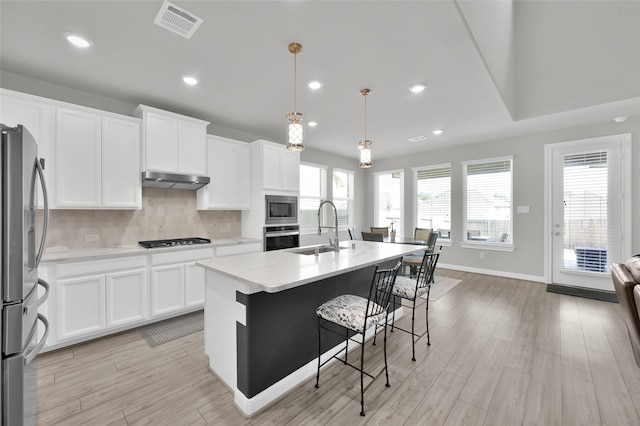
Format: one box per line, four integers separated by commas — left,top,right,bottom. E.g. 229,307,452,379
547,134,631,292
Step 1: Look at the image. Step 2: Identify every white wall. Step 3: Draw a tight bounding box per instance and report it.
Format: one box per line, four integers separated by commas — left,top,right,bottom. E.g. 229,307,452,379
367,118,639,280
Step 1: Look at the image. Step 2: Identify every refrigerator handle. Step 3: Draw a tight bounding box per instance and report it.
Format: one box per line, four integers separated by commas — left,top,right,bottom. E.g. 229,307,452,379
34,278,50,309
35,156,49,267
24,314,49,366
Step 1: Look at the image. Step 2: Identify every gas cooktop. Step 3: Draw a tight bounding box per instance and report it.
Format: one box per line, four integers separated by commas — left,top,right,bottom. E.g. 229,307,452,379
138,237,211,249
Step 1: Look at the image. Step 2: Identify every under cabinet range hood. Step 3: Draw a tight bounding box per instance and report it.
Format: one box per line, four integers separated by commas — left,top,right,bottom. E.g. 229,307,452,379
141,171,210,190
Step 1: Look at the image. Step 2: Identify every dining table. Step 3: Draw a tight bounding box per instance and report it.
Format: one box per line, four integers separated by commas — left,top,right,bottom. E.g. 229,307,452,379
382,235,427,245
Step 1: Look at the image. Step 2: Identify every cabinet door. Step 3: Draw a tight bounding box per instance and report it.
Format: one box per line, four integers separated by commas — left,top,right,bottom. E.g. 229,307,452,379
229,142,251,209
57,275,105,340
178,120,207,175
0,92,55,208
144,112,178,172
55,108,102,208
282,149,300,192
106,269,147,327
185,262,205,307
198,137,231,209
262,143,283,190
102,117,141,208
150,264,185,316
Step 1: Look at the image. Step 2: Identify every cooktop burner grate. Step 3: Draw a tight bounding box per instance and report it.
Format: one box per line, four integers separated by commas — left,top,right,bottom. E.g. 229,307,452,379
138,237,211,249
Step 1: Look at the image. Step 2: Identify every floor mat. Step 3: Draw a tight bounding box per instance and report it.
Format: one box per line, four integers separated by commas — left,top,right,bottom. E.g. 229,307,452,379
139,311,204,348
421,276,463,301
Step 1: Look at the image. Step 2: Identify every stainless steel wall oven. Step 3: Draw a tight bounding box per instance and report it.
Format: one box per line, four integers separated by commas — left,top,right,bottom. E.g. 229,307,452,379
263,225,300,251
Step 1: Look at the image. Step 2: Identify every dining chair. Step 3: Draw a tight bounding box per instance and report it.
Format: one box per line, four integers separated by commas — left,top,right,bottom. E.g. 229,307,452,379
370,227,389,237
391,249,441,361
402,231,439,276
348,227,357,240
315,259,403,416
413,227,432,242
361,231,384,242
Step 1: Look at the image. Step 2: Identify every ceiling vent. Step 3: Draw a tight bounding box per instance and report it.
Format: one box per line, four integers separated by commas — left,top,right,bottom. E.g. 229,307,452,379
154,0,203,39
408,135,428,142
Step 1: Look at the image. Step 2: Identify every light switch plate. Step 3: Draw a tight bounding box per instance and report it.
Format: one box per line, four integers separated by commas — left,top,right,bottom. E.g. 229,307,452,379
517,205,530,214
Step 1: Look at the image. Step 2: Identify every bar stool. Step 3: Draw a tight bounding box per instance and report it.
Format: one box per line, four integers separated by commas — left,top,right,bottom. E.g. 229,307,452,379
315,259,403,416
392,248,441,361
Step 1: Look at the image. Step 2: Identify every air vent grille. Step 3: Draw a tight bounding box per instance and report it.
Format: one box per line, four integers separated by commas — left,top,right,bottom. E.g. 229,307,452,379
408,135,428,142
154,0,203,39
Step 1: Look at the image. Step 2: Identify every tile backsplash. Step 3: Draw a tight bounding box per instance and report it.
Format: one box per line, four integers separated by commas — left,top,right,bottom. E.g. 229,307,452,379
44,188,241,250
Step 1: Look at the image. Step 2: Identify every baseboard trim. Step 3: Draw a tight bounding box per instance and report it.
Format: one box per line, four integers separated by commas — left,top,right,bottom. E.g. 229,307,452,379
437,263,545,283
546,283,618,302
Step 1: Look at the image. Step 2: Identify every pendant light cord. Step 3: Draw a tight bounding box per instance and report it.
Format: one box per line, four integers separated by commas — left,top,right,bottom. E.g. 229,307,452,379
293,51,297,114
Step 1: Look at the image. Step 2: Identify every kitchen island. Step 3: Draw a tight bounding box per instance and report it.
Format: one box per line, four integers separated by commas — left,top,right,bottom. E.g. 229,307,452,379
197,240,424,416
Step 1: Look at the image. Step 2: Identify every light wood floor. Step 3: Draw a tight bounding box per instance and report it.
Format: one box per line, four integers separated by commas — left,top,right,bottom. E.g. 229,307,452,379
36,270,640,425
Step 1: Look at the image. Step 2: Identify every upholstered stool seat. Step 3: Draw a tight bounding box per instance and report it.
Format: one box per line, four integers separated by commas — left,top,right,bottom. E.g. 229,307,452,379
392,276,429,300
316,294,387,333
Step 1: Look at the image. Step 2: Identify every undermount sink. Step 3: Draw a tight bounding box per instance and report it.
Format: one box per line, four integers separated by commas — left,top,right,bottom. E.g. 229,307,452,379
293,245,351,255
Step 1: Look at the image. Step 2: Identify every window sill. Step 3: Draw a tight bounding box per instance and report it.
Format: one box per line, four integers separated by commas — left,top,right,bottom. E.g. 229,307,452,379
460,242,515,252
436,239,453,247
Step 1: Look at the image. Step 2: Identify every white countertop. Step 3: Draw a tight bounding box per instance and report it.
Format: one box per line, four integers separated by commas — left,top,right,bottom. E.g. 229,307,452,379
197,240,424,293
41,237,261,263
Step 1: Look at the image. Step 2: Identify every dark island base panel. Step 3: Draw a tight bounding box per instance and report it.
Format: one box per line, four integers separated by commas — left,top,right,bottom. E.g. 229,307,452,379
236,258,399,399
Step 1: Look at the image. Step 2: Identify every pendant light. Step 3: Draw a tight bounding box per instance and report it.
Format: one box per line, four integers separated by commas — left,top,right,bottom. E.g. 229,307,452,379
358,88,373,168
286,42,304,152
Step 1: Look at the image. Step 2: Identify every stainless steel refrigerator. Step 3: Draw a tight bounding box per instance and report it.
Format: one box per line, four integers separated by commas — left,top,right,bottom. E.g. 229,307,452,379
1,124,50,426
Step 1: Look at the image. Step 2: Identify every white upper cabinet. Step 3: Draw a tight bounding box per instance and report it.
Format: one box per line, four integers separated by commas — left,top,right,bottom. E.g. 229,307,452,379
0,89,55,208
135,105,209,176
256,140,300,192
1,89,141,210
56,107,141,209
197,135,251,210
55,107,102,208
102,117,141,208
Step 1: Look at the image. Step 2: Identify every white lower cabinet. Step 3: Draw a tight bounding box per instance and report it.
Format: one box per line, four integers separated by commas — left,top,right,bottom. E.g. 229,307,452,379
150,264,186,316
106,268,147,327
57,275,106,341
149,247,213,318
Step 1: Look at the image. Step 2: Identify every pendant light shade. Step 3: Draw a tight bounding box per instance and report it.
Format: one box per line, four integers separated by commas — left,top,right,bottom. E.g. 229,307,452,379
286,43,304,152
358,89,373,168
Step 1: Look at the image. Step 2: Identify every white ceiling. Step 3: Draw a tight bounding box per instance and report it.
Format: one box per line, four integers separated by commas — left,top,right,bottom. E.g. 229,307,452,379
1,1,639,162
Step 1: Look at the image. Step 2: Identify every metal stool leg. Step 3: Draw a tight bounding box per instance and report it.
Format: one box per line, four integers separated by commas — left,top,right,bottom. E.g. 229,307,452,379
425,292,431,346
360,333,366,416
411,296,417,361
383,316,390,388
315,317,321,388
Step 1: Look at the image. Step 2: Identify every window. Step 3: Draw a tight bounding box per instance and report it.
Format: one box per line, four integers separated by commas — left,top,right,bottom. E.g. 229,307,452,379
414,164,451,239
332,168,355,228
463,157,512,245
299,163,327,232
374,170,404,235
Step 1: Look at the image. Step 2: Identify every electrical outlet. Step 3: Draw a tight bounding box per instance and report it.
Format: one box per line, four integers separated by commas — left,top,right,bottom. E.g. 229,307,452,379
84,234,99,242
479,252,485,260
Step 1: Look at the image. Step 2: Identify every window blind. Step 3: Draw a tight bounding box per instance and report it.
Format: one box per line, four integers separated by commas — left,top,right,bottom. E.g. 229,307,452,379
563,151,609,272
465,159,512,243
299,164,326,231
416,166,451,238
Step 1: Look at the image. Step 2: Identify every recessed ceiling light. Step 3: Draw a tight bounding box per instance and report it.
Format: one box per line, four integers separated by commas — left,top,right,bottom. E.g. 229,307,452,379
409,84,426,94
614,116,629,123
408,135,428,142
64,33,92,48
182,76,198,85
308,81,323,90
432,129,444,135
308,121,318,127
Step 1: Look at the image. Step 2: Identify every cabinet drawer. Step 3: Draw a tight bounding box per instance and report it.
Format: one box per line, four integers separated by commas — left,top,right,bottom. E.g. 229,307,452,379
215,243,261,257
150,248,213,266
56,256,147,279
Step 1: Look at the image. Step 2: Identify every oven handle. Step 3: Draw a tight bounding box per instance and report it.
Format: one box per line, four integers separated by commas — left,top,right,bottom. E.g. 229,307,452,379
264,231,300,237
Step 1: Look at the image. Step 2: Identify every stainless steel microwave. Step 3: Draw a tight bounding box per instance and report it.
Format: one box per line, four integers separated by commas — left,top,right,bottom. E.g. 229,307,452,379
265,195,298,225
